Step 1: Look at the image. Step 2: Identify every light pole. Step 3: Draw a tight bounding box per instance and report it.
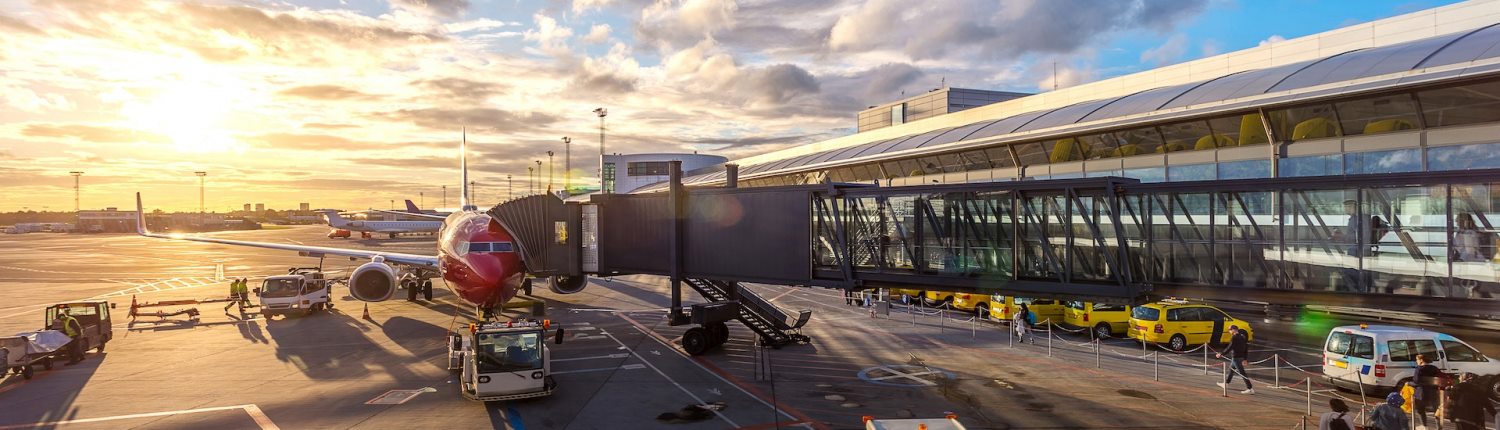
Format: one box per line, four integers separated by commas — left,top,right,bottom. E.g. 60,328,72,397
593,108,608,193
527,167,534,194
194,171,207,225
469,181,477,204
561,137,571,195
69,171,83,212
507,174,513,200
419,192,424,209
546,150,555,194
534,160,542,194
442,185,447,209
390,199,394,210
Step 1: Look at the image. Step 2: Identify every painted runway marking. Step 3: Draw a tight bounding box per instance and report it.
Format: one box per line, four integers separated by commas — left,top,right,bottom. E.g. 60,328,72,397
598,328,741,427
366,388,436,405
551,353,629,362
552,363,646,375
0,404,280,430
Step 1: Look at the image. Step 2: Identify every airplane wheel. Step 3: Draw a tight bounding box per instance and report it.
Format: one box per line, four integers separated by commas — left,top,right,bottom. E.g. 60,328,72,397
705,322,728,346
41,357,52,370
682,328,710,356
97,341,106,353
407,283,419,301
423,281,434,301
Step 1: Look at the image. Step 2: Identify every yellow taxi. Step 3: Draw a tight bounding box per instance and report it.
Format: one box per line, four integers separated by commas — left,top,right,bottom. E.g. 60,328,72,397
1062,301,1132,339
922,290,955,307
949,292,997,318
889,288,925,304
986,295,1066,326
1128,300,1254,351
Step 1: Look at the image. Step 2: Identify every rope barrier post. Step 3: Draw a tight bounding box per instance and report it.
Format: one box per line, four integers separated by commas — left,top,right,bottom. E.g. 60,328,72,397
1153,351,1159,381
1008,319,1014,348
971,314,976,339
1273,353,1280,388
910,303,916,327
1305,377,1312,417
1221,362,1228,397
939,308,945,333
1203,343,1210,375
1047,321,1053,357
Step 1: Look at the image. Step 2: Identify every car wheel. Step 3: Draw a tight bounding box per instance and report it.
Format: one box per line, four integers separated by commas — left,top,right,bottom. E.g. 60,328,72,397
1169,334,1187,352
1487,375,1500,403
1093,323,1112,340
682,328,710,356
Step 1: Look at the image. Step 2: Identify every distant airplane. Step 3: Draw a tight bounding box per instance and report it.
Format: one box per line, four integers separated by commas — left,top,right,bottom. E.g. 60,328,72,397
320,210,441,239
403,199,450,216
135,129,587,317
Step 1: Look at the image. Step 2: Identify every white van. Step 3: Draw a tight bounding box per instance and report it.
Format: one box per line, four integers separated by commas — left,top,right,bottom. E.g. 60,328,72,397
1322,324,1500,400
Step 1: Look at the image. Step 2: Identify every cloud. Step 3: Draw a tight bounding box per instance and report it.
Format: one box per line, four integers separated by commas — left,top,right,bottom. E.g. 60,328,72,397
582,24,612,44
568,42,640,95
679,134,811,149
21,124,166,143
747,64,820,105
1258,35,1287,47
302,122,360,130
524,13,574,56
278,85,377,101
372,108,560,132
1140,33,1188,66
637,0,739,50
412,77,507,102
392,0,471,18
827,0,1207,61
347,156,455,170
444,18,519,34
0,150,17,160
573,0,615,14
1201,39,1221,57
242,133,369,151
0,13,41,35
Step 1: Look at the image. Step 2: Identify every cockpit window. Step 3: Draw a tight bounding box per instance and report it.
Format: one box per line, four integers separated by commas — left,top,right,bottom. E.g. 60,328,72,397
463,242,515,254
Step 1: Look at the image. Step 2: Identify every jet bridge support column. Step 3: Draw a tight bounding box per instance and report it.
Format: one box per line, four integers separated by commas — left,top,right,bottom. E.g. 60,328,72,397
668,161,690,326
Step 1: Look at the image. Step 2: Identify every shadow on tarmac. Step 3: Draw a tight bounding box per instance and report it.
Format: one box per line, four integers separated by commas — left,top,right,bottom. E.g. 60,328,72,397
0,352,103,428
261,310,422,381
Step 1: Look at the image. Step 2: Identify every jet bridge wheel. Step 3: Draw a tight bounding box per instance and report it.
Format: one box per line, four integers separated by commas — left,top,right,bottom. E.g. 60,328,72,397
682,327,711,356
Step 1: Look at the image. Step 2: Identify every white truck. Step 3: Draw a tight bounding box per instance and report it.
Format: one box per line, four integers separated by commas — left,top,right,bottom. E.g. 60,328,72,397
255,267,335,318
447,319,563,401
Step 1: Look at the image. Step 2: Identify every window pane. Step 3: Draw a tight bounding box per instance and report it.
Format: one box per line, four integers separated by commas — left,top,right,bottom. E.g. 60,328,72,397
1351,335,1375,359
1269,104,1342,140
1428,142,1500,171
1326,332,1351,354
1335,93,1420,136
1013,142,1048,166
1207,113,1269,147
1418,79,1500,127
898,159,923,177
1344,149,1421,175
1078,133,1122,160
1045,137,1088,163
1114,127,1164,155
985,147,1016,168
881,161,903,179
1168,163,1216,181
1085,169,1121,178
1122,167,1166,183
959,151,992,171
1279,154,1342,177
1158,120,1213,153
1440,340,1484,362
917,156,945,175
1218,159,1272,180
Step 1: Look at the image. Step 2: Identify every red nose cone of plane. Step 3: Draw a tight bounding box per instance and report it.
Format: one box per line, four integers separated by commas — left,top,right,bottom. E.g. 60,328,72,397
438,213,524,309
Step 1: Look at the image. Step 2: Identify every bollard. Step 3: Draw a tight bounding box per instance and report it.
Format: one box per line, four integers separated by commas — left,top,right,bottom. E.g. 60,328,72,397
1008,320,1014,348
971,314,976,339
1152,351,1159,381
1221,363,1228,397
1047,322,1053,357
1273,353,1280,388
1094,339,1101,369
939,309,945,333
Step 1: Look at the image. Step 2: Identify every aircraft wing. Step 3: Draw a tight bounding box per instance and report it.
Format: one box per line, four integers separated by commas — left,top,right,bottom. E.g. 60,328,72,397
135,193,438,268
366,208,447,221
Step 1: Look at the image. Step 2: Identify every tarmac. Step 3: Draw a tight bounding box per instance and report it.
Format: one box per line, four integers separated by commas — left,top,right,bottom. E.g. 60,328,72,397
0,226,1474,429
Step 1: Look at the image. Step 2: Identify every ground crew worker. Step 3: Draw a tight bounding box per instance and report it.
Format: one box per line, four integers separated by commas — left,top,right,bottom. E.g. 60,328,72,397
53,311,83,365
237,278,251,306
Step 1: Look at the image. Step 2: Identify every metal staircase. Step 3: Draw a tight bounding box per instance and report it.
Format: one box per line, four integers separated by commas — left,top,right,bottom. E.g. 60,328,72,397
683,278,811,347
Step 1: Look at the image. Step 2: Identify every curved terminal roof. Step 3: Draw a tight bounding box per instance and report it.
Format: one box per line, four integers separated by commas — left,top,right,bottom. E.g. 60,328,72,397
668,24,1500,188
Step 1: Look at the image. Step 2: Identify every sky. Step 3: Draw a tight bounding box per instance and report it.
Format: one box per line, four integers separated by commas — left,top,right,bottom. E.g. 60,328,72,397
0,0,1462,212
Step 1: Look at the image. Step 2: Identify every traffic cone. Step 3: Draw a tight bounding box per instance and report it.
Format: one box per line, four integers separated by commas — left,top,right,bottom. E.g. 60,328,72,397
362,303,370,320
129,295,138,317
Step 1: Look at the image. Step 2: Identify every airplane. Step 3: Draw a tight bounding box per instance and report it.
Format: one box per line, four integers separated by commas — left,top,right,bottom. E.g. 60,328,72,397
135,129,589,317
320,209,441,239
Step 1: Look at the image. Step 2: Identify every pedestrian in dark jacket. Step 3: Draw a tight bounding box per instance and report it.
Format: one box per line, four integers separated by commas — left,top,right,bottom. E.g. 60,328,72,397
1370,392,1408,430
1450,373,1496,430
1413,354,1443,428
1215,325,1253,394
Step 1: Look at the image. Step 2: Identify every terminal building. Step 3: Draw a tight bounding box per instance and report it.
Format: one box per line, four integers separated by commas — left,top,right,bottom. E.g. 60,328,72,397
621,2,1500,316
603,153,727,194
77,208,138,233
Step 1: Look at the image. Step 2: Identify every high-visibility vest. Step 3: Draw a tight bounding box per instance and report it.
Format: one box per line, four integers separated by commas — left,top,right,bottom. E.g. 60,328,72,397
235,280,246,294
59,314,80,337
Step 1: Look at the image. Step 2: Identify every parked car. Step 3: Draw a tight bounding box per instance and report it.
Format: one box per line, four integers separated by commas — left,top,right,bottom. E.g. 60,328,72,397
1062,301,1131,339
986,295,1066,327
1128,300,1254,351
1321,324,1500,401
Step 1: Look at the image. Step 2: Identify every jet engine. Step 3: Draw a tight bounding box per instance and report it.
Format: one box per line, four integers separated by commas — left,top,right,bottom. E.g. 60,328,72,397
549,275,588,294
349,258,398,302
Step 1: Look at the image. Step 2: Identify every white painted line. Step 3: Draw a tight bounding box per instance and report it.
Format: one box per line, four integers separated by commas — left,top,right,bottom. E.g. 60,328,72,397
552,353,629,362
552,363,647,375
0,404,278,430
599,330,740,428
619,315,803,425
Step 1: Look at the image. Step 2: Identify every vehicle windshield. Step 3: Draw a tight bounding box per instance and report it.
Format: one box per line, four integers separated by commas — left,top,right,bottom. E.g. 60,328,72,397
262,278,302,298
475,331,542,373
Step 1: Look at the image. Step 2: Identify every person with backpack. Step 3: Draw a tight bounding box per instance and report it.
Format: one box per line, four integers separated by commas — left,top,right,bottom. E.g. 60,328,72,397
1370,392,1409,430
1013,303,1032,344
1319,398,1353,430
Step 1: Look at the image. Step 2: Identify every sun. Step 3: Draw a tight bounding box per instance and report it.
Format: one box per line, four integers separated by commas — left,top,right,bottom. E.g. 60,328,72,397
119,85,238,153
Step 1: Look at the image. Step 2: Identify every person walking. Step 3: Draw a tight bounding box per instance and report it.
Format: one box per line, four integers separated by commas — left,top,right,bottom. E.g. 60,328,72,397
1013,303,1032,344
225,278,245,312
843,288,855,306
1319,398,1354,430
1370,392,1409,430
1450,373,1496,430
1215,325,1254,394
1413,354,1444,429
53,311,84,365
